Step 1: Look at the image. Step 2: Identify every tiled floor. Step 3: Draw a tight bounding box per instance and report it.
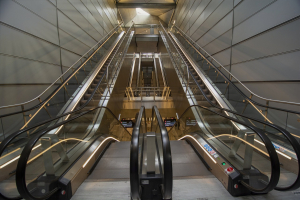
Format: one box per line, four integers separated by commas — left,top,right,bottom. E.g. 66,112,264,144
71,140,300,200
72,177,300,200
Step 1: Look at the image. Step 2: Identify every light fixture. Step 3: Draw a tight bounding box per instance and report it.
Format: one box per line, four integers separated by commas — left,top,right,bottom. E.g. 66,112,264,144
136,8,150,15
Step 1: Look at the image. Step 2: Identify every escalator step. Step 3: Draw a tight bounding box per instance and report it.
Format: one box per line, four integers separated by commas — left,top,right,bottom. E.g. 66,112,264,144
202,115,230,124
80,99,99,106
197,100,217,107
189,94,212,100
84,93,102,99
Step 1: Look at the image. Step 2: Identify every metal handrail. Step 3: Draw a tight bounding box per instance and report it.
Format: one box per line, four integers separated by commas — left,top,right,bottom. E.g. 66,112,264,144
172,25,300,106
130,106,146,200
167,104,282,193
160,24,300,191
0,27,130,199
0,23,134,200
0,22,133,163
14,106,131,200
0,23,123,110
151,105,173,199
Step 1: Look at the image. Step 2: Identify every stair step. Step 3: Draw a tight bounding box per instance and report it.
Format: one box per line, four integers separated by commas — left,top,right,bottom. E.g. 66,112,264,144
189,94,212,101
207,124,233,135
84,93,102,99
197,100,217,107
202,115,229,124
80,99,99,106
200,107,222,115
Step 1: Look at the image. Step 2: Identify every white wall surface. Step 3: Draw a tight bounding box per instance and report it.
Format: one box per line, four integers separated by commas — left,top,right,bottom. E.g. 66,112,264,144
0,0,118,106
172,0,300,104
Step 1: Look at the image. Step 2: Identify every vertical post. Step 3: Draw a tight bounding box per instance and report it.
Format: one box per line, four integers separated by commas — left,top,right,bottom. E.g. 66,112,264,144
243,133,254,170
264,101,270,130
136,52,141,87
129,53,136,87
158,54,167,87
153,53,159,87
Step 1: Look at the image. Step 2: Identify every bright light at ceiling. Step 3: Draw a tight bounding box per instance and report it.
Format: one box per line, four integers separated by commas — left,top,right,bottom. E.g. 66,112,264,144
136,8,150,15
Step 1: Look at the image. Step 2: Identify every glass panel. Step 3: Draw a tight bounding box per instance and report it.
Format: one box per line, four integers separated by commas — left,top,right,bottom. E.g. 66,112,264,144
22,107,131,199
168,106,277,191
0,29,120,141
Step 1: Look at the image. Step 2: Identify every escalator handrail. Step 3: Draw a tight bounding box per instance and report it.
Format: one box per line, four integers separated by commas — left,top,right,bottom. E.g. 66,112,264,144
152,106,173,199
160,23,300,191
172,25,300,112
168,105,280,193
15,23,134,200
0,21,132,158
130,106,146,199
15,105,131,200
0,24,133,200
0,23,122,116
0,22,130,161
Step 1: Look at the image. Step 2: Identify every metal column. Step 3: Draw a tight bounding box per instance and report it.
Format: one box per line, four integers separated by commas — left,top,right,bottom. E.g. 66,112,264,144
129,53,136,87
158,54,167,87
153,53,159,87
136,52,141,87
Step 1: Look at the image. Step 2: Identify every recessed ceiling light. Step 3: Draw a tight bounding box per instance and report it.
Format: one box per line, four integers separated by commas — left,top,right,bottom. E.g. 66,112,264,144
136,8,150,15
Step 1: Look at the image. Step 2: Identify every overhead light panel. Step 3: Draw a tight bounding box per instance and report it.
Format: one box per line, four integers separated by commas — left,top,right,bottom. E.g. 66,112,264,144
136,8,150,15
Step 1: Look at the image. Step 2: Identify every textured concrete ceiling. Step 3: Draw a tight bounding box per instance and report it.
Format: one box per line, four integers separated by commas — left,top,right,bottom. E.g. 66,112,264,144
118,0,175,26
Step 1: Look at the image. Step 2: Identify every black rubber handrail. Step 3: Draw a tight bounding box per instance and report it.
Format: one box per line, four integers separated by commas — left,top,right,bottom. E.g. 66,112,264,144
130,106,146,199
172,25,300,115
0,25,133,200
14,24,134,200
160,25,300,191
169,105,280,193
15,105,131,200
0,26,123,124
151,106,173,199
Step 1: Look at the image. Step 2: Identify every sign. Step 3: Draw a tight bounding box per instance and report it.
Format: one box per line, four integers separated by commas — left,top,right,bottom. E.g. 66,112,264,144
121,120,134,128
164,118,176,127
185,118,197,126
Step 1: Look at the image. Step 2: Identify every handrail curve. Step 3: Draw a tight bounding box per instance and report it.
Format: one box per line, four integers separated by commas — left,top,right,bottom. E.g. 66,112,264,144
159,23,300,191
130,106,146,199
152,105,173,199
168,104,281,193
0,23,133,200
15,106,130,200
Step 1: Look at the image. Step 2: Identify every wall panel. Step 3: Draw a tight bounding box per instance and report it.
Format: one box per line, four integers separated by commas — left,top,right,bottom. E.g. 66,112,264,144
233,0,300,44
174,0,300,104
0,24,60,65
0,0,59,45
190,0,223,41
232,19,300,64
231,51,300,81
0,0,118,106
0,55,62,84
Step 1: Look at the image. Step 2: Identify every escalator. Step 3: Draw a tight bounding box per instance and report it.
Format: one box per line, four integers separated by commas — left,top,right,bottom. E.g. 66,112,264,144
1,104,299,200
0,20,299,200
0,23,135,200
158,22,300,192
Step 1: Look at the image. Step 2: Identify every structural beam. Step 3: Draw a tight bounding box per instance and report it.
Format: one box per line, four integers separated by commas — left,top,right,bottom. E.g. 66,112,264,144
153,53,159,87
136,53,142,87
116,3,176,9
158,54,167,87
129,53,136,87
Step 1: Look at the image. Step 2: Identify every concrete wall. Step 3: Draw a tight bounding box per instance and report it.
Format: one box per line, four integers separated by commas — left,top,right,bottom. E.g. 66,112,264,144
0,0,118,107
173,0,300,108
